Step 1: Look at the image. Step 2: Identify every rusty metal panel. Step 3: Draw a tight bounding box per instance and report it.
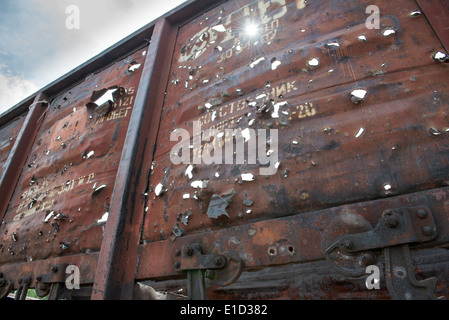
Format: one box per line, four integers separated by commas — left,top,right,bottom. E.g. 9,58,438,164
0,115,26,177
141,246,449,299
0,0,447,301
131,0,449,300
0,47,147,269
138,186,449,277
141,0,449,243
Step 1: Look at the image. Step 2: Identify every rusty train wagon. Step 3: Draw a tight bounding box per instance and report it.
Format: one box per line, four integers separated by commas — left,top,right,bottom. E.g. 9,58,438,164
0,0,448,301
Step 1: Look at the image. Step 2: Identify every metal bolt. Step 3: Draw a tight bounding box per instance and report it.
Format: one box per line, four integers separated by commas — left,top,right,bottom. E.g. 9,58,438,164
342,240,353,250
384,215,398,228
422,226,434,236
416,209,427,219
214,256,224,266
174,261,180,269
52,266,58,273
184,246,193,257
174,249,181,257
361,252,377,266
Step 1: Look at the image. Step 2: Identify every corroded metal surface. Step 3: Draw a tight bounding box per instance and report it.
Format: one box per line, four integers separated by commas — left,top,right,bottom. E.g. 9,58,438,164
137,187,449,283
141,0,449,244
0,115,26,177
0,47,147,267
0,252,98,289
142,246,449,299
0,0,448,300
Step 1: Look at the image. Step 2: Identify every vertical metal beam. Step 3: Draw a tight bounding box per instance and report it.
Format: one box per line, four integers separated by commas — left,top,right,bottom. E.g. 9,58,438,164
0,93,48,221
91,18,178,300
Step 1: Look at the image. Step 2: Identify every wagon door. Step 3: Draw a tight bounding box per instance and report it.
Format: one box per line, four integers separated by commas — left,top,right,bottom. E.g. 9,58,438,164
0,44,148,299
129,0,449,300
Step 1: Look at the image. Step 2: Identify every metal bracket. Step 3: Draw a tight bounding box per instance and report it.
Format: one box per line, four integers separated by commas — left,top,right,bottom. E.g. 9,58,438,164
324,206,438,277
385,244,440,300
177,243,243,300
35,264,68,300
324,206,441,300
15,275,32,300
180,243,227,271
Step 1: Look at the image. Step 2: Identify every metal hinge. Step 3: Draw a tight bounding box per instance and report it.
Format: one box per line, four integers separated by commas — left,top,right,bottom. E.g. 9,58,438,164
324,206,441,300
15,275,33,300
0,273,32,300
35,264,68,300
175,243,243,300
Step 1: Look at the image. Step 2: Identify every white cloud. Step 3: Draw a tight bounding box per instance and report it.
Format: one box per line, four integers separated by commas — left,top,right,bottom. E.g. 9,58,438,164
0,0,188,113
0,72,38,115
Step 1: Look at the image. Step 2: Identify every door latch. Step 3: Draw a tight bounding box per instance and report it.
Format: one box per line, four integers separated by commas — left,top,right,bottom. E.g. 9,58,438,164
175,243,243,300
35,264,68,300
323,206,441,299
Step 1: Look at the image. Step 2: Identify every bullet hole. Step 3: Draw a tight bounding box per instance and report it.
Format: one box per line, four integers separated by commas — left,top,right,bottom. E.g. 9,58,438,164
358,34,367,42
249,57,266,68
355,127,365,138
382,27,396,37
97,212,109,225
270,58,281,70
128,61,142,72
408,10,422,17
155,183,166,196
432,51,448,63
241,173,255,181
185,165,194,180
351,89,367,104
211,24,226,33
191,180,209,189
92,184,107,195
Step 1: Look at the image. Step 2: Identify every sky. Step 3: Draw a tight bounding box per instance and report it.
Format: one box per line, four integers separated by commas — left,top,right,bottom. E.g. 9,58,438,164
0,0,188,115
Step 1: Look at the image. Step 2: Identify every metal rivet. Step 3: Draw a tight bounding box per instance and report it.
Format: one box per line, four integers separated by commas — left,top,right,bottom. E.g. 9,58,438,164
174,261,180,269
422,226,433,236
416,209,427,219
361,252,377,266
174,249,181,257
52,266,58,273
214,256,224,266
184,246,193,256
342,240,353,250
384,215,398,228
